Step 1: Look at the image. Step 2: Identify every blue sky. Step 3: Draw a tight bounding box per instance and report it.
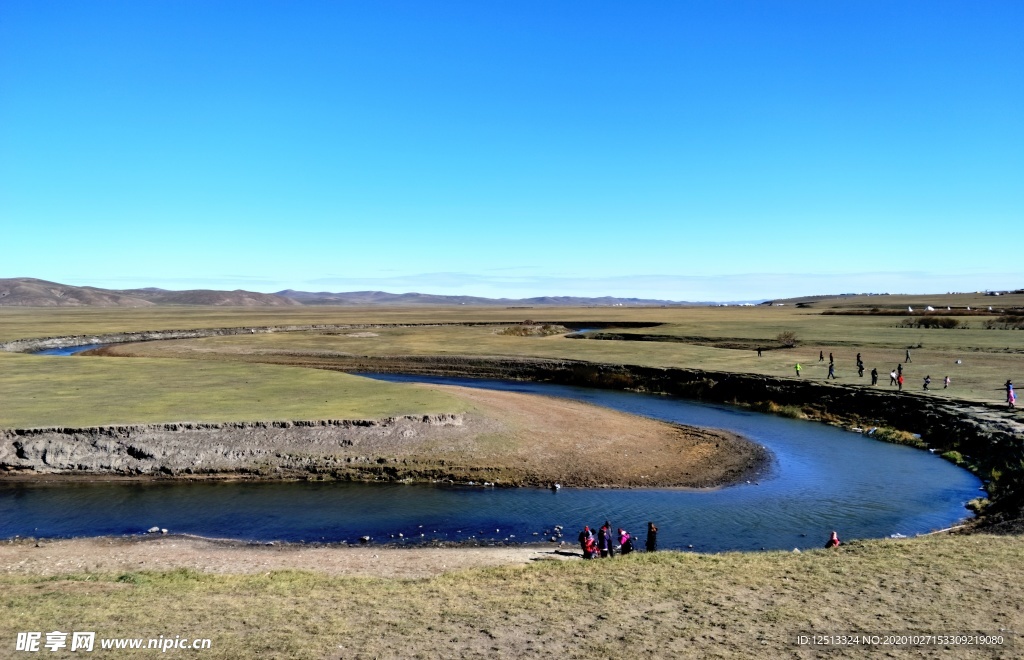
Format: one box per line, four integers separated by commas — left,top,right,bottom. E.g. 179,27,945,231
1,1,1021,300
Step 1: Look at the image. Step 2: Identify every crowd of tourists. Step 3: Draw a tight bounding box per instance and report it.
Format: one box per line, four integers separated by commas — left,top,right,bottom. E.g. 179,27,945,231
791,349,1015,408
576,521,841,557
577,521,657,559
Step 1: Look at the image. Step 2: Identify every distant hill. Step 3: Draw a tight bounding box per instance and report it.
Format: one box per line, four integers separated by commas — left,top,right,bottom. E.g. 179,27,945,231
276,290,503,306
120,288,300,307
0,278,155,307
0,279,298,307
1,278,719,307
274,290,698,306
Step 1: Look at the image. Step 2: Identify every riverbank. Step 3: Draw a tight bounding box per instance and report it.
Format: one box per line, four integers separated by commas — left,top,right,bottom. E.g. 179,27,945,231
186,352,1020,519
1,385,766,489
0,535,568,579
2,533,1022,658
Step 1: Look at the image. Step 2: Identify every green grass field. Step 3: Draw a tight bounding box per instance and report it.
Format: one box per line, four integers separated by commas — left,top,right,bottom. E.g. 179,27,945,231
1,300,1021,426
98,311,1023,408
0,352,466,428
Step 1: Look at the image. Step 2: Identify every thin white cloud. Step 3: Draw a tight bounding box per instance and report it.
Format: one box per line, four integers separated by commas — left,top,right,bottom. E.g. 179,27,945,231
301,271,1022,301
37,270,1021,301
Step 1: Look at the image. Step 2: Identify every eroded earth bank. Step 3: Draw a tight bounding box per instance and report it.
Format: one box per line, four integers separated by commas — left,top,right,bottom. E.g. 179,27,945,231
1,386,766,488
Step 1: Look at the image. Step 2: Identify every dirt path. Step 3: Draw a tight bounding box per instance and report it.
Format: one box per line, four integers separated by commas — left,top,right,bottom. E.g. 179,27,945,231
0,536,577,579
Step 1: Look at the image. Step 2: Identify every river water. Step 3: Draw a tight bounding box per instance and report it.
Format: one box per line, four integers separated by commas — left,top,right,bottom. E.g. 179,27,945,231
32,344,112,356
1,369,981,551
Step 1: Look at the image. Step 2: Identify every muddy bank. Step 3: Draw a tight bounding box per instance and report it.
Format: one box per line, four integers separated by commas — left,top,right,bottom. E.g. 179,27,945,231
0,535,569,579
0,415,465,481
0,386,766,489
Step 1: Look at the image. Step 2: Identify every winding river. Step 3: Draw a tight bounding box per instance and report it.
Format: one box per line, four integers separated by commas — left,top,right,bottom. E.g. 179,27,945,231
1,361,981,551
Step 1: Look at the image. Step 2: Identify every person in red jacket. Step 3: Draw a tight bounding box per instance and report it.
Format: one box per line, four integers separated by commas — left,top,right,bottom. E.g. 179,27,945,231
825,531,840,549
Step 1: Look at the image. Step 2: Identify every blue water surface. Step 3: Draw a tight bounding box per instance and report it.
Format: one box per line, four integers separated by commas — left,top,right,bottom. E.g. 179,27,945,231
0,373,981,551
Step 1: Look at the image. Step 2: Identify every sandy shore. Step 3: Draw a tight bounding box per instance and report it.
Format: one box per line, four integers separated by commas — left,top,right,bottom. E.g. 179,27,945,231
0,535,579,579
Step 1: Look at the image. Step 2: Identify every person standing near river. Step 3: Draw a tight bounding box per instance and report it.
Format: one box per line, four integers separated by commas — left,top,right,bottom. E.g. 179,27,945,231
618,528,634,555
598,522,614,558
1008,380,1017,409
578,526,593,559
646,522,658,552
871,367,878,385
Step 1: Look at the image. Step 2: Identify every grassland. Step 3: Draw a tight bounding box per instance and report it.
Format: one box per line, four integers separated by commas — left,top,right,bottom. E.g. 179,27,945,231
1,297,1022,657
2,534,1022,658
0,352,467,428
94,305,1023,408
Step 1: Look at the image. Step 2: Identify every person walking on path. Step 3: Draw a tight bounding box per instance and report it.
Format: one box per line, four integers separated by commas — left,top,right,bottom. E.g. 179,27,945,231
858,363,865,378
1008,380,1017,409
944,376,951,389
795,363,802,377
819,351,824,362
905,349,912,363
646,522,658,553
856,353,862,367
871,368,879,385
923,375,931,391
889,369,897,386
757,347,762,357
829,352,834,365
897,373,904,391
827,363,837,379
897,363,903,377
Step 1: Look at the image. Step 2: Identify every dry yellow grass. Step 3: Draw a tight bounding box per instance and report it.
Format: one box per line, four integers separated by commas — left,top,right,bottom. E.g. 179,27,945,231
1,534,1021,658
105,315,1023,408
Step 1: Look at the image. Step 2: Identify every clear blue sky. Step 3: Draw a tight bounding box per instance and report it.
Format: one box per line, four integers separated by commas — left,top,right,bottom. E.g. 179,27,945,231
2,1,1021,300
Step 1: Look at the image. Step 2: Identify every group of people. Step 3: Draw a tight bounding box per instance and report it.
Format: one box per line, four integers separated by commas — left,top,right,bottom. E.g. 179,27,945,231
577,522,842,556
578,521,657,559
797,351,1019,403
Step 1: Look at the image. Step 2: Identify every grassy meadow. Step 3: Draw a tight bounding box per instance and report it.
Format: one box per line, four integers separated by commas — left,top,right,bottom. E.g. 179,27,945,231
81,302,1024,410
0,297,1020,426
0,352,466,429
2,296,1022,657
2,534,1022,658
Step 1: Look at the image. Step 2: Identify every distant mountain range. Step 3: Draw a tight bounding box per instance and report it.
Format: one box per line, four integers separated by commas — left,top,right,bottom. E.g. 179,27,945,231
275,289,699,307
0,278,712,307
0,278,298,307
